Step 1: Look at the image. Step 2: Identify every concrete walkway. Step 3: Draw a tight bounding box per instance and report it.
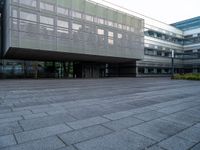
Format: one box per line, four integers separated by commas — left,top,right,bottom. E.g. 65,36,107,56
0,78,200,150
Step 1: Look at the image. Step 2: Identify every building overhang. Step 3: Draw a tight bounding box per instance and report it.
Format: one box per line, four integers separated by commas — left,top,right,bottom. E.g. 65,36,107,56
4,47,140,63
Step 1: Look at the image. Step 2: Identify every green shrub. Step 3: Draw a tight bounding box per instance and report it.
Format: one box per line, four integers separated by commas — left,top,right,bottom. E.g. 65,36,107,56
173,73,200,80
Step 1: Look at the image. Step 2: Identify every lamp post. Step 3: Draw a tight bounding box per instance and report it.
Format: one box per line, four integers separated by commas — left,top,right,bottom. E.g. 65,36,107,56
171,49,175,79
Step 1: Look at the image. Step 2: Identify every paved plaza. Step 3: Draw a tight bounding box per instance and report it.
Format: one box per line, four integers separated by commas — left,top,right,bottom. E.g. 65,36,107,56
0,78,200,150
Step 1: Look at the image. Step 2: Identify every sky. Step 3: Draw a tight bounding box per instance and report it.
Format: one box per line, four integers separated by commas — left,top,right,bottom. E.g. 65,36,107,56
104,0,200,24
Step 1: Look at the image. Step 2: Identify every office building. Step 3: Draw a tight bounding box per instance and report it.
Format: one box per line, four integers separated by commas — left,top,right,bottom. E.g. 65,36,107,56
0,0,199,78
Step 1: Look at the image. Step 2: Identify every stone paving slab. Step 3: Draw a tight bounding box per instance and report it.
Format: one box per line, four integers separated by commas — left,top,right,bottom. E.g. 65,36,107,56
59,125,112,145
146,145,165,150
67,116,109,129
102,116,143,131
158,136,196,150
75,129,156,150
191,143,200,150
177,126,200,142
0,136,65,150
0,78,200,150
57,146,77,150
0,122,23,136
133,110,166,121
0,135,16,149
15,124,72,143
19,113,76,131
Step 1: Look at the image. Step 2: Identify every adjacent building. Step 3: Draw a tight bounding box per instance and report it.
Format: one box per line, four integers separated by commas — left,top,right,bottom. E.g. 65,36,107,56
0,0,199,78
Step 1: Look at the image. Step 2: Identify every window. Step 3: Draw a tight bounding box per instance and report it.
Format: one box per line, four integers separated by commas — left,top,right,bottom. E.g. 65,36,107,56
11,18,18,30
108,38,114,45
148,68,155,74
108,31,114,37
118,24,122,29
40,2,54,12
138,68,145,74
97,29,104,35
72,23,82,30
57,28,69,38
118,33,122,39
85,15,93,22
40,24,54,35
12,9,18,18
145,49,154,55
98,18,104,25
130,27,134,32
107,21,113,27
20,11,37,22
113,23,118,28
157,51,162,56
40,16,54,25
122,25,127,30
57,20,69,28
57,7,68,16
72,11,82,19
19,0,37,7
57,29,68,34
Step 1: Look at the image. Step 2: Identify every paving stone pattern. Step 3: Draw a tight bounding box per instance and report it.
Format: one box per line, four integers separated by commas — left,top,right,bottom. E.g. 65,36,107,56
0,78,200,150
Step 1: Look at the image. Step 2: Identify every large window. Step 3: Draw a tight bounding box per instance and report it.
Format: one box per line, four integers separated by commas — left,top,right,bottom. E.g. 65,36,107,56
20,11,37,22
40,16,54,25
12,9,18,18
85,15,93,22
57,7,68,16
57,20,69,28
72,23,82,31
97,29,104,35
108,31,114,45
40,2,54,12
72,11,82,19
19,0,37,7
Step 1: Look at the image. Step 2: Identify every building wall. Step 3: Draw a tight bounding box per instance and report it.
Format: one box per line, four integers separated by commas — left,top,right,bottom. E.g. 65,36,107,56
92,0,186,76
3,0,144,60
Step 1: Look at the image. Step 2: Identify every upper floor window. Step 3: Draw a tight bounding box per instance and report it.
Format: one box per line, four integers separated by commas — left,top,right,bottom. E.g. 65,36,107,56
72,11,82,19
97,29,104,35
117,33,122,39
72,23,82,30
12,9,18,18
57,20,69,28
108,31,114,37
40,16,54,25
20,11,37,22
19,0,37,7
98,18,104,25
57,7,68,16
85,15,93,22
40,2,54,12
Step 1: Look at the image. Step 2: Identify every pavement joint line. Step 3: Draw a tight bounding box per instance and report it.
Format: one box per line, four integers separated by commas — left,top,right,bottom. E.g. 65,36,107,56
188,141,200,150
63,122,75,131
99,124,116,133
13,133,19,145
58,127,114,146
129,119,200,150
71,144,80,150
100,115,113,121
56,134,69,147
17,120,25,132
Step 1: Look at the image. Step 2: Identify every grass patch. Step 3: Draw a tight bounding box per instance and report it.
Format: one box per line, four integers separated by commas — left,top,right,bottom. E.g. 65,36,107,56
173,73,200,80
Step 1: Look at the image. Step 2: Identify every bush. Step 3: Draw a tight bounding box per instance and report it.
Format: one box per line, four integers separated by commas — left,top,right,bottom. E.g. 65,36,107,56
173,73,200,80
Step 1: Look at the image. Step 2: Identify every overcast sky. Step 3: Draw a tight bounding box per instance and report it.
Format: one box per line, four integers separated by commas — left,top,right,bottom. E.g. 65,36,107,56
104,0,200,24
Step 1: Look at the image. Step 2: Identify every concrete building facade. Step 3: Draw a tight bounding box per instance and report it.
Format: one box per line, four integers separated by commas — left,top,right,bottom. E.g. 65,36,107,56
0,0,199,78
